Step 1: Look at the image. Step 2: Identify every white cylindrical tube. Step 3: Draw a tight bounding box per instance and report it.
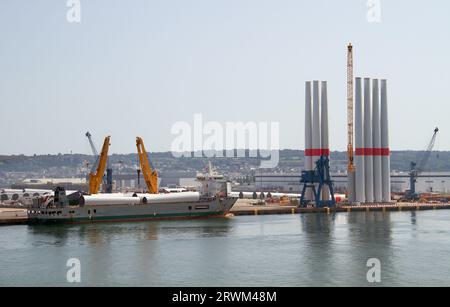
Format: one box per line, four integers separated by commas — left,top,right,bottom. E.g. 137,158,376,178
312,81,321,169
355,77,365,203
381,79,391,202
372,79,382,202
80,195,142,206
134,192,201,204
348,172,355,203
304,81,314,200
364,78,374,203
87,193,128,197
310,80,321,202
321,81,330,201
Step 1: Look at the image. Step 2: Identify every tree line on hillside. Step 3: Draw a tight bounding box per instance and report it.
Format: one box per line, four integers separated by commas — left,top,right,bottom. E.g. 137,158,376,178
0,150,449,173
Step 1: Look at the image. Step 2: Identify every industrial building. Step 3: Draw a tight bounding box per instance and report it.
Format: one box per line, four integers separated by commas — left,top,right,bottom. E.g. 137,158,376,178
253,172,450,194
113,171,196,190
8,171,197,193
11,178,88,192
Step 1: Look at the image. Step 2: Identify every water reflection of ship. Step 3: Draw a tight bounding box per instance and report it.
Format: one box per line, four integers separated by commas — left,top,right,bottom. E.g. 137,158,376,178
28,222,161,245
27,218,234,246
159,221,232,238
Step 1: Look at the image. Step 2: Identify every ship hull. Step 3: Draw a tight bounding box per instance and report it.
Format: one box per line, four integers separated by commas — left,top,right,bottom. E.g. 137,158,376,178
28,197,237,224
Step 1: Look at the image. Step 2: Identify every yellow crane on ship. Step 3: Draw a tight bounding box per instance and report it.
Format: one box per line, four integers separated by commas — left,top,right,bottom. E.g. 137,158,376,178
88,136,111,194
136,137,158,194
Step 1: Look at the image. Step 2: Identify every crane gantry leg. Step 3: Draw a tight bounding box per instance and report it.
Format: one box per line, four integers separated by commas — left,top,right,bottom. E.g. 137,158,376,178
300,156,336,208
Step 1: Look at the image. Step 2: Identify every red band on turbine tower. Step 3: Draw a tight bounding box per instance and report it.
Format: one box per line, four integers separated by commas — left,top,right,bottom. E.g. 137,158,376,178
321,149,330,156
355,148,373,156
372,148,382,156
355,148,390,156
380,148,390,156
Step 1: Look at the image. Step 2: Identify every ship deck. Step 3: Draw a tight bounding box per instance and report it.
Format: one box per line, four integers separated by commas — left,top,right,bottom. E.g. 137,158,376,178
3,200,450,225
0,208,28,225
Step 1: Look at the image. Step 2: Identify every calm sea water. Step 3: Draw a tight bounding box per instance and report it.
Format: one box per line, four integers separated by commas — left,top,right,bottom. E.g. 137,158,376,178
1,210,450,287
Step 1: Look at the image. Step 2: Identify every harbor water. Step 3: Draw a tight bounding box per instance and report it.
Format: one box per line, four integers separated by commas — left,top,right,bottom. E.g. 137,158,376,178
1,210,450,287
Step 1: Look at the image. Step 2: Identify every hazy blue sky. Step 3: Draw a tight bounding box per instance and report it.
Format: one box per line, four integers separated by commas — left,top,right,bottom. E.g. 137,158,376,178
1,0,449,155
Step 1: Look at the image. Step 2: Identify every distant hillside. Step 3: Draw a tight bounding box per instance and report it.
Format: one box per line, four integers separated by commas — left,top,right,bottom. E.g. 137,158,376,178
0,150,448,173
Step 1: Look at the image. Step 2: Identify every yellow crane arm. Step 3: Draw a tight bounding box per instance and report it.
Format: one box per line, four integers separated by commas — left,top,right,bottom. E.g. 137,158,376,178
136,137,158,194
88,136,111,194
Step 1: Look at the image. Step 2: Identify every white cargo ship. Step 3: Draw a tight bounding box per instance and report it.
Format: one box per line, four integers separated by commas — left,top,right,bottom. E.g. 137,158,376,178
28,165,237,224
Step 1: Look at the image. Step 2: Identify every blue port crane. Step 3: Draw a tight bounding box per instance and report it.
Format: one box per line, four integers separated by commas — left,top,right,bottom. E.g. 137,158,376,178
405,127,439,201
300,155,336,208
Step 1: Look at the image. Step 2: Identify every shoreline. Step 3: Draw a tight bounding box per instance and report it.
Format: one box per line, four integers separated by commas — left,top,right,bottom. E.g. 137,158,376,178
2,200,450,226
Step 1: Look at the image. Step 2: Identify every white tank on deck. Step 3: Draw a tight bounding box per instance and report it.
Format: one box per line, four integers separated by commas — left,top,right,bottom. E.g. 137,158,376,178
133,192,201,204
80,195,142,206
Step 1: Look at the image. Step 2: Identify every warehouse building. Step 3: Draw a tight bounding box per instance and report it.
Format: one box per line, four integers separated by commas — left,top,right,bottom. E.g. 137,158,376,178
253,172,450,194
